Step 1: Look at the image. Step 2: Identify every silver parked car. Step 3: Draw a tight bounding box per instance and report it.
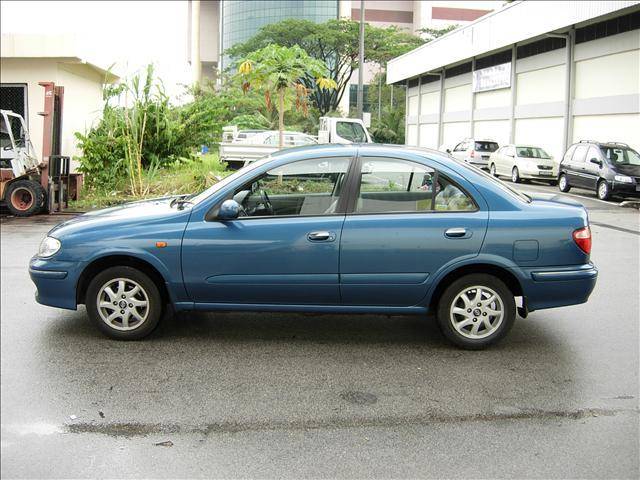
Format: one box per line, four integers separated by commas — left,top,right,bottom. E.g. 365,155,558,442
489,145,558,184
447,139,499,170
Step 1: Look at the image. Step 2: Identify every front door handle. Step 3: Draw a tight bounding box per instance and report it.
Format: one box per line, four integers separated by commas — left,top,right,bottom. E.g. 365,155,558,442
445,227,467,238
307,231,336,242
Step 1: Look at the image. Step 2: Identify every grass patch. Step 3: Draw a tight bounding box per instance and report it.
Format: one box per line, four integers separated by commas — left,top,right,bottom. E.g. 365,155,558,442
71,153,230,211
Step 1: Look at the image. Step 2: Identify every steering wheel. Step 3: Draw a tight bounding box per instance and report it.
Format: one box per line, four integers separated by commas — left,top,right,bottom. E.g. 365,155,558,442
260,189,274,215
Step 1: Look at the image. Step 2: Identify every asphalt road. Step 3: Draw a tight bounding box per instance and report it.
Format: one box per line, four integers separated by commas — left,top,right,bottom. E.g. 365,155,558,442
1,183,638,479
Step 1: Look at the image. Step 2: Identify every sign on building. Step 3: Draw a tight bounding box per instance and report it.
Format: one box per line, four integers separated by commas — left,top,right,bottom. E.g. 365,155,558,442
472,62,511,93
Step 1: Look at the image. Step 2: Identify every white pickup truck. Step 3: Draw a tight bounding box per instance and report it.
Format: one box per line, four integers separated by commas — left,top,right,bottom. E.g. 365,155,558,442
219,117,372,169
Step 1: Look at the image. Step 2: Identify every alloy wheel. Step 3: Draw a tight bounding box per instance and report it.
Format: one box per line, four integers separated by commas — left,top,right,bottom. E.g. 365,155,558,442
96,278,149,331
449,285,504,339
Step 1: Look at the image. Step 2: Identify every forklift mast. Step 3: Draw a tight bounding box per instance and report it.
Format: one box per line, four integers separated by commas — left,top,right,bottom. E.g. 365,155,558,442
39,82,70,213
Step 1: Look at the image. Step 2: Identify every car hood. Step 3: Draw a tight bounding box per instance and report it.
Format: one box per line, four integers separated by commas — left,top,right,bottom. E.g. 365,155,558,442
48,196,191,239
613,164,640,177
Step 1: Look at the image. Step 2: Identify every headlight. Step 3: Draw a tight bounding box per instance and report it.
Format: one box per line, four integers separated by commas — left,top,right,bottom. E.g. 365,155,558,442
614,175,633,183
38,236,61,258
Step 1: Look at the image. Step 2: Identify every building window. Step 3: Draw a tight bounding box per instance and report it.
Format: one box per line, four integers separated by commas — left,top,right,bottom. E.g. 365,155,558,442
575,10,640,44
349,84,370,112
516,37,566,60
475,50,512,70
444,62,472,79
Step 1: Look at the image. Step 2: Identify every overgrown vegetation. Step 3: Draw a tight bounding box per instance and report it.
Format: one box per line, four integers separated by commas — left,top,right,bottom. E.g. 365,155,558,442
71,153,227,210
76,65,197,193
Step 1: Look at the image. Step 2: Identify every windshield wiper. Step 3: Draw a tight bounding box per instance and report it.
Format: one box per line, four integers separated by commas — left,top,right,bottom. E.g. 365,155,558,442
169,194,193,209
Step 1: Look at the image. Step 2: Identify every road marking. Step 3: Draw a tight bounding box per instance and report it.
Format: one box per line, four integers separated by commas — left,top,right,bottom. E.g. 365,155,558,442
590,222,640,236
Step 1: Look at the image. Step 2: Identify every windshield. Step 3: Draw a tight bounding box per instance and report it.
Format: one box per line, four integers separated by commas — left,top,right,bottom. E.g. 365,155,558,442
516,146,551,159
600,146,640,166
337,122,367,143
474,141,499,152
189,156,273,205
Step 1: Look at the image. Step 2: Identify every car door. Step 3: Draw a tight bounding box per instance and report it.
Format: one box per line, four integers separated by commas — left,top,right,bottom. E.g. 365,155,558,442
567,144,589,187
181,156,352,305
583,146,603,190
339,155,489,307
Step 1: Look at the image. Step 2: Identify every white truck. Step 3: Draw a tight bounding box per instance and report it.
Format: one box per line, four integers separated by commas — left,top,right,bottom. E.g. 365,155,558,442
219,117,372,169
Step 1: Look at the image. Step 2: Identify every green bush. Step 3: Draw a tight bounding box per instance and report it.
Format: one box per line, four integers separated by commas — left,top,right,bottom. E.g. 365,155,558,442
75,65,196,191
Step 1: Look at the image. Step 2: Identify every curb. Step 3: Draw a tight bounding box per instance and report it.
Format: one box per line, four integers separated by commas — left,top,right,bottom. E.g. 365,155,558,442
619,201,640,210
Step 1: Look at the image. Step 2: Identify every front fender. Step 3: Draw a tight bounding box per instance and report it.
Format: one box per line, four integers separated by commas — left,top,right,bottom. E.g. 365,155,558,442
78,245,188,304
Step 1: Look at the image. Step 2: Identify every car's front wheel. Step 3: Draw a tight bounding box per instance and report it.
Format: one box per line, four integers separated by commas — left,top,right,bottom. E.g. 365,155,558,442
436,274,516,349
597,179,611,200
86,266,163,340
511,167,521,183
489,163,497,177
558,173,571,192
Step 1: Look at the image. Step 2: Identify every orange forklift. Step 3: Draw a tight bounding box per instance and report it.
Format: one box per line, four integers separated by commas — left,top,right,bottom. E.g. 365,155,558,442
1,82,80,217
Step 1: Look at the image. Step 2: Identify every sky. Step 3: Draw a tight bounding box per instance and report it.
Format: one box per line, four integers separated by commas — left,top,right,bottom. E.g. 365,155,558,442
1,0,192,99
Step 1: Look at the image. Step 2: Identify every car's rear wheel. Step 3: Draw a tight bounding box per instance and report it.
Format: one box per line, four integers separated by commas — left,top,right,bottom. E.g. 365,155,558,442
558,174,571,192
597,179,611,200
489,163,497,177
86,266,162,340
436,274,516,349
511,167,521,183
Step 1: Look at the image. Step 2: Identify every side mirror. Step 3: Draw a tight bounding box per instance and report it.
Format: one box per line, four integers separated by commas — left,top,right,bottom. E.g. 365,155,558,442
446,149,451,154
217,199,241,220
589,158,602,168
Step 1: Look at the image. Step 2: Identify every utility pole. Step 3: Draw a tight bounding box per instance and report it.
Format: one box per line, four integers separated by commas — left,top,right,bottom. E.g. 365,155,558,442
356,0,365,119
191,0,201,85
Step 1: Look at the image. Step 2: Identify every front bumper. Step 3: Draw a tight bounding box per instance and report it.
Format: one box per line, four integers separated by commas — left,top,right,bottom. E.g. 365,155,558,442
29,257,81,310
611,181,640,197
517,263,598,311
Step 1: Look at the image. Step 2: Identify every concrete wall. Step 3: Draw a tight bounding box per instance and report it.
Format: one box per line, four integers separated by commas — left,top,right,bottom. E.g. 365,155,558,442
405,25,640,161
1,58,104,168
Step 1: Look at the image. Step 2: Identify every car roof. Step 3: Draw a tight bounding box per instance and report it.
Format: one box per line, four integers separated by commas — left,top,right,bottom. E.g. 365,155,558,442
573,140,631,148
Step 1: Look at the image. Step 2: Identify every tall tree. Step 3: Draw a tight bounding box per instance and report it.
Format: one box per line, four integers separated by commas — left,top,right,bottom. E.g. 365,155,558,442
236,44,336,148
226,18,424,115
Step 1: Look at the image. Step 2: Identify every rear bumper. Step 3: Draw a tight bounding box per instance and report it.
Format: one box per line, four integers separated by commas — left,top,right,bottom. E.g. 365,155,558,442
29,257,80,310
518,263,598,311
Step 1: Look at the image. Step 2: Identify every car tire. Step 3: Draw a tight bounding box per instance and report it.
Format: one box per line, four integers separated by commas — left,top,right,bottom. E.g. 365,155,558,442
85,266,163,340
5,179,46,217
436,274,516,350
489,163,497,177
597,179,611,201
558,174,571,192
511,167,521,183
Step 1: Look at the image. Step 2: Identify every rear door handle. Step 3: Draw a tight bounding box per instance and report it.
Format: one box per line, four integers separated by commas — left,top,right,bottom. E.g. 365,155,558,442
307,231,336,242
445,227,467,238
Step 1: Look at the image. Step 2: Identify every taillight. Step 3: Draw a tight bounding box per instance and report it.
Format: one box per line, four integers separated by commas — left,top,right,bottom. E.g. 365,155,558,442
573,226,592,254
470,150,475,158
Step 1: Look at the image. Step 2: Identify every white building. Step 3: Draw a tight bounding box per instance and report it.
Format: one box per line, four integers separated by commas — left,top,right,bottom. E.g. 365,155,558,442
0,34,118,162
387,1,640,160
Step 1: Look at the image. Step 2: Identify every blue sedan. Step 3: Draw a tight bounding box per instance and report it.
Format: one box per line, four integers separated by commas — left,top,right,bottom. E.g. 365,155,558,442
29,144,597,349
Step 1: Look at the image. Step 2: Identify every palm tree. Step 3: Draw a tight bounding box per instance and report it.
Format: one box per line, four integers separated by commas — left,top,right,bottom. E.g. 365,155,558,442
237,44,336,148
